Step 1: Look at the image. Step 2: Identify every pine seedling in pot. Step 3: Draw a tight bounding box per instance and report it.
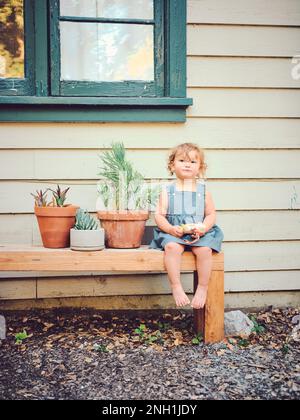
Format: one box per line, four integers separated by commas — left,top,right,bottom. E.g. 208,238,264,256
98,142,144,211
97,142,161,248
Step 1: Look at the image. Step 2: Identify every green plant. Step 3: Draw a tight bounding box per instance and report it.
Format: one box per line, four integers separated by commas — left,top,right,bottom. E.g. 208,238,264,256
15,330,28,345
134,324,147,338
281,344,290,355
93,343,109,353
237,338,250,347
158,322,171,331
97,142,161,211
74,209,99,230
133,324,164,345
191,333,203,345
146,331,164,345
48,185,70,207
249,315,266,335
30,189,49,207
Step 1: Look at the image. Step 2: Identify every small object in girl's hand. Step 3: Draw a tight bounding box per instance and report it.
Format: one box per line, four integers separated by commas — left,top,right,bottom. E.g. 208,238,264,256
180,223,206,234
183,234,200,245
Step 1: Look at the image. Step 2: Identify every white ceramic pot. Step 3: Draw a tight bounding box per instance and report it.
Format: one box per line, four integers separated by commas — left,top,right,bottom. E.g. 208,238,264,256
70,228,105,251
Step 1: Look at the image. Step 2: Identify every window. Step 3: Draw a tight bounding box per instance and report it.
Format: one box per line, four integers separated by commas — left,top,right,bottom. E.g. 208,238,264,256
54,0,162,97
0,0,192,122
0,0,35,95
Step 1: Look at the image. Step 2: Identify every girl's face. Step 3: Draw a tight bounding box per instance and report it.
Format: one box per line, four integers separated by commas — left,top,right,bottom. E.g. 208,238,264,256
171,151,201,180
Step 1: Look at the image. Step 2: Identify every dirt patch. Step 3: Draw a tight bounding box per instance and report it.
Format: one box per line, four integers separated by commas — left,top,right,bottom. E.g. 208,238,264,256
0,307,299,400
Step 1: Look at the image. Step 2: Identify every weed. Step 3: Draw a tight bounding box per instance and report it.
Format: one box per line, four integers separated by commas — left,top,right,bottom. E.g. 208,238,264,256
191,333,203,345
157,322,171,331
15,330,29,345
281,344,290,355
134,324,147,339
93,343,109,353
133,324,164,345
249,315,266,335
238,338,250,347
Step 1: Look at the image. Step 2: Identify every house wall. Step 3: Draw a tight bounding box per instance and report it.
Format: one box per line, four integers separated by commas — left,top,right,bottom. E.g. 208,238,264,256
0,0,300,309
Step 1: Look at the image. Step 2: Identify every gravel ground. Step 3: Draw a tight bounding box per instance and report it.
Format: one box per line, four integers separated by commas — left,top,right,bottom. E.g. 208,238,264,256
0,307,299,400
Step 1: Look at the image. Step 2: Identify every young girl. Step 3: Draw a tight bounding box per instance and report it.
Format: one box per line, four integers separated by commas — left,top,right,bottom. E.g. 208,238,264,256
149,143,224,309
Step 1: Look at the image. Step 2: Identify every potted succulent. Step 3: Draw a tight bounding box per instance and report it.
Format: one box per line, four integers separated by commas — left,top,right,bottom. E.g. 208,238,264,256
32,185,78,248
97,142,160,248
70,209,105,251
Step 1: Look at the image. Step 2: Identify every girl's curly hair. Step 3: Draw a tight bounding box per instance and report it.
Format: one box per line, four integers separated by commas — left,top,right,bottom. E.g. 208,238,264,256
167,143,207,178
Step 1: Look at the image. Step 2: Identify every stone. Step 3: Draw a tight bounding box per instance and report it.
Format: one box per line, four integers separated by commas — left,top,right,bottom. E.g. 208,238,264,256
224,310,254,338
0,315,6,340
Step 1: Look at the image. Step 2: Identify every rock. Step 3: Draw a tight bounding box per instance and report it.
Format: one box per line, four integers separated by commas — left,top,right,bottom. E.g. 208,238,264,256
224,310,254,338
290,315,300,342
0,315,6,340
290,324,300,342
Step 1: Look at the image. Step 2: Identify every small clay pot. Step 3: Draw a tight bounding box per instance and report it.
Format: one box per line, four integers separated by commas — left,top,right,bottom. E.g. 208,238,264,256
97,210,149,249
35,205,79,248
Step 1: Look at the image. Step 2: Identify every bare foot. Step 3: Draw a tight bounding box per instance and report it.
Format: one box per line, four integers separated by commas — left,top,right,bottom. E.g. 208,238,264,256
171,285,190,307
191,285,208,309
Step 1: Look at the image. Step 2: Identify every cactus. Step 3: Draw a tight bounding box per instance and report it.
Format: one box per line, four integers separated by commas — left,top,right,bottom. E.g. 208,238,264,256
48,185,70,207
30,189,49,207
74,209,99,230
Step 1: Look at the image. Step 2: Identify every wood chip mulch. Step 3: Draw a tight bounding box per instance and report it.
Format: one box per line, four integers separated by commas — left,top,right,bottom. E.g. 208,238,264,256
0,307,299,400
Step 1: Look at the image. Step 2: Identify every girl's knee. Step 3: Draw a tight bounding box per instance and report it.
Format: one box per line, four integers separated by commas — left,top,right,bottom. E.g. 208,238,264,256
193,246,212,257
164,242,185,253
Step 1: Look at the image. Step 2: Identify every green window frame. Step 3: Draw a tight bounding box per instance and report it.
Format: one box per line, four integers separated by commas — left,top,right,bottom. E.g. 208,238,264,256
0,0,192,122
50,0,164,97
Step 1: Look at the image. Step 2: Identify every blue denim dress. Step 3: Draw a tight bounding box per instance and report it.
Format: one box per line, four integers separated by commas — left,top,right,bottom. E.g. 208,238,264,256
149,181,224,252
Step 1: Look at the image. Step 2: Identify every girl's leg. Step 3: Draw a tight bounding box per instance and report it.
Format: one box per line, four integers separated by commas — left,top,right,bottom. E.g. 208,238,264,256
190,246,213,309
164,242,190,307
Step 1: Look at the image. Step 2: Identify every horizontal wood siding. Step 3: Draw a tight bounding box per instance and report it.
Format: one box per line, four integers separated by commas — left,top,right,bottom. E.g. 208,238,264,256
187,25,300,57
1,211,300,243
0,0,299,308
0,181,299,213
1,149,300,179
187,0,300,26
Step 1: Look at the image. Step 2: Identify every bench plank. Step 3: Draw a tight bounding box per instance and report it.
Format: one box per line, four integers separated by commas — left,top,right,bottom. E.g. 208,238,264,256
0,246,224,272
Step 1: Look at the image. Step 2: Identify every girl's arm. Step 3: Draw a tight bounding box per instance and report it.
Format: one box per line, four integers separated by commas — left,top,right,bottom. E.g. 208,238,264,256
202,190,217,232
154,188,173,233
154,188,183,237
193,190,217,237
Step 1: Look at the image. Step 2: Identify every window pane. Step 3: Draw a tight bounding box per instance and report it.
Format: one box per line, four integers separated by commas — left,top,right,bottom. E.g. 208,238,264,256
0,0,24,78
60,22,154,82
60,0,153,20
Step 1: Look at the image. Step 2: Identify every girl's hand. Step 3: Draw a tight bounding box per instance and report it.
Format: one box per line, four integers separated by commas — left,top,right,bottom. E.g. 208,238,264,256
192,225,207,237
169,225,184,238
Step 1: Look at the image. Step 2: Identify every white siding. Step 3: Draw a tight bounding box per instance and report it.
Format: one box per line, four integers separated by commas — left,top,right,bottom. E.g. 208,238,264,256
0,0,299,308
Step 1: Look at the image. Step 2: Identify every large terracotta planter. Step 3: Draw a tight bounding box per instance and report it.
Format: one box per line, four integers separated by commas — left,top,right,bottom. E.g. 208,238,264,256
97,211,149,249
35,205,79,248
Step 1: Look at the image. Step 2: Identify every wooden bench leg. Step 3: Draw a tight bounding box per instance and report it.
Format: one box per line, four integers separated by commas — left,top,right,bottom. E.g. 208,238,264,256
193,269,224,344
193,271,205,335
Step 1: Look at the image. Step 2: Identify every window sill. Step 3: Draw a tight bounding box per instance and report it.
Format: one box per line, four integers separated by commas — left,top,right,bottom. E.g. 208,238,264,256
0,96,193,122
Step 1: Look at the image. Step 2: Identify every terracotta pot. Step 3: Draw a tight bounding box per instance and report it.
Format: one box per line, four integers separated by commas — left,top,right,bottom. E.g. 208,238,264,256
97,210,149,249
35,205,79,248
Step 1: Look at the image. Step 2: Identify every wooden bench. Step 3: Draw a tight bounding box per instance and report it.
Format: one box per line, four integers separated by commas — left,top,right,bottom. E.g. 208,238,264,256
0,246,224,343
